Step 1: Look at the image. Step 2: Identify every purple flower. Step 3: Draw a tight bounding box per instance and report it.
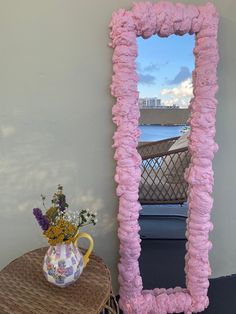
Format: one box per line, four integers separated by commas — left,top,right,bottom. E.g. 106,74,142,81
33,208,50,231
58,194,68,212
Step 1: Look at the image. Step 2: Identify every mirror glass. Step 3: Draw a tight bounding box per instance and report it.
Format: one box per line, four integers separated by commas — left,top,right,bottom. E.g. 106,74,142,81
137,34,194,289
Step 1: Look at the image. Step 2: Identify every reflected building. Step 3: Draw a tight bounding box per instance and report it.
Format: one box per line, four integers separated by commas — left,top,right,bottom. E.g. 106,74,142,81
139,97,179,109
139,97,161,108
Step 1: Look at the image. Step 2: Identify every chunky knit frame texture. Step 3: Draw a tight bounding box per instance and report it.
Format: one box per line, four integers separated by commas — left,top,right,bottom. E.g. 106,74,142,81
110,2,219,313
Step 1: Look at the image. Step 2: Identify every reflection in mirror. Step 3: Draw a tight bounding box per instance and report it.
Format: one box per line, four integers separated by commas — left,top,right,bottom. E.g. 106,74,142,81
137,34,194,290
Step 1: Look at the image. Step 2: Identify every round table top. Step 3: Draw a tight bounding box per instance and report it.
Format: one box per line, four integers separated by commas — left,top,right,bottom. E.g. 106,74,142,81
0,247,112,314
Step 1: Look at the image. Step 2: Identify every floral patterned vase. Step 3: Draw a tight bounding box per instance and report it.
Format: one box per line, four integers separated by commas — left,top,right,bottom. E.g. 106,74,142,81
43,232,94,287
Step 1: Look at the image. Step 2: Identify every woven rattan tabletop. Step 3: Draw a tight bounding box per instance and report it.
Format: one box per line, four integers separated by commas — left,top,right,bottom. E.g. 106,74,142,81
0,247,112,314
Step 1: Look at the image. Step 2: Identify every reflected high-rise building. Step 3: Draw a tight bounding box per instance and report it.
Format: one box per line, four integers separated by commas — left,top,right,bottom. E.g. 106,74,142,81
139,97,180,109
139,97,161,109
139,97,161,108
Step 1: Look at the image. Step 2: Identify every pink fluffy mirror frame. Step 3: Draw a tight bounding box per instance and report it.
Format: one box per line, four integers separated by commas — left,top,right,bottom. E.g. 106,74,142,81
110,2,219,313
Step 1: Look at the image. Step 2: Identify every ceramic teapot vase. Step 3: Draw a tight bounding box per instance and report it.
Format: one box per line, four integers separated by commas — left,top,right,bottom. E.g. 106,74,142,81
43,232,94,287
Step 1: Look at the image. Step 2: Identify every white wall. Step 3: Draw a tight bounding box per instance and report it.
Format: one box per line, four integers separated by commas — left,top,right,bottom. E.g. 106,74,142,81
0,0,236,292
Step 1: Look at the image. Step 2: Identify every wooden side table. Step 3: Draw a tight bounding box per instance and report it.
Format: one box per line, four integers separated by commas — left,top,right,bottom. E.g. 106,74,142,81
0,247,119,314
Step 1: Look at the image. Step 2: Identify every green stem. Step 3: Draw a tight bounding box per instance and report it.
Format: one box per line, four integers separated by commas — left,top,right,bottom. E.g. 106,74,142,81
78,221,93,229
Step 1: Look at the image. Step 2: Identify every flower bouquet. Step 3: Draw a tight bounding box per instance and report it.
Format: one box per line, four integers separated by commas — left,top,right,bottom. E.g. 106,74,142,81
33,185,96,287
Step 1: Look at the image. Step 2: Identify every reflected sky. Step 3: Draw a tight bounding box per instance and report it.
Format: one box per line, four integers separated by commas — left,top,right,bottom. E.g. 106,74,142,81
137,34,195,108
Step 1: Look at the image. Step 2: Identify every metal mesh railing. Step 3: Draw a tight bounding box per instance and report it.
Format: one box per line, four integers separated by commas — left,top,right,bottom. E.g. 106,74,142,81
138,138,190,205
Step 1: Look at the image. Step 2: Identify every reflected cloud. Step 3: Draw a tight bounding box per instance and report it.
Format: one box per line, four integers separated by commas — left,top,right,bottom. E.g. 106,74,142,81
143,63,160,72
160,78,193,108
137,62,160,86
138,73,156,85
167,66,191,85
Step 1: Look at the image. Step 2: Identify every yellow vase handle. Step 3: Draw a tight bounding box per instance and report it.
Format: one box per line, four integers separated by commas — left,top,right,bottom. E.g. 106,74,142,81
76,232,94,267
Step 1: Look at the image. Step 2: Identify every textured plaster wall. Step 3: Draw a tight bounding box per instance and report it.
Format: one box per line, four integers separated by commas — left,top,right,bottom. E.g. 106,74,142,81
0,0,235,292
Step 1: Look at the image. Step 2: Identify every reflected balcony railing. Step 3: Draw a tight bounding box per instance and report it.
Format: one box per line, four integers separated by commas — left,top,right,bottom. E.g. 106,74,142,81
138,137,190,205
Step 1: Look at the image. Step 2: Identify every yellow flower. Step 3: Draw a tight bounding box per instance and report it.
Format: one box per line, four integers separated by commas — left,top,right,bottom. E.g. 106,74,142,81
43,218,77,246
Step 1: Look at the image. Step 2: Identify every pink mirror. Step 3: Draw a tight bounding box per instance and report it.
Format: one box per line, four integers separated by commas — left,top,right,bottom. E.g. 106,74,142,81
110,2,219,313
